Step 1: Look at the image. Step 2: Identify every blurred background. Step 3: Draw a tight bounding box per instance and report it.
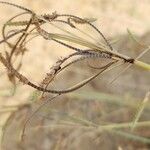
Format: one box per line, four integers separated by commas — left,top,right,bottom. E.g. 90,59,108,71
0,0,150,150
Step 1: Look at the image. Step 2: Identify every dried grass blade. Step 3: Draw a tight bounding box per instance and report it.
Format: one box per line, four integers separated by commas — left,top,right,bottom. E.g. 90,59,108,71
131,92,150,131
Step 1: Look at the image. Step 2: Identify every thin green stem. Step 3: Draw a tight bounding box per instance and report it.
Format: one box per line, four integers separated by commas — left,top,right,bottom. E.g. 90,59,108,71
99,121,150,130
134,60,150,70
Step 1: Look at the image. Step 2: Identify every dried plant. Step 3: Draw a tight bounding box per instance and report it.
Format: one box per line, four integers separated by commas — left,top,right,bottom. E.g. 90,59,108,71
0,1,149,143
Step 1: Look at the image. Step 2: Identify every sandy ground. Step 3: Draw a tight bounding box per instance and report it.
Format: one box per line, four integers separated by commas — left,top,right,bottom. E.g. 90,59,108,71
0,0,150,150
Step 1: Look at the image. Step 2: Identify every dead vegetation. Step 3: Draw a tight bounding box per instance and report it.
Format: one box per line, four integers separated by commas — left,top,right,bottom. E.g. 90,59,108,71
0,1,149,150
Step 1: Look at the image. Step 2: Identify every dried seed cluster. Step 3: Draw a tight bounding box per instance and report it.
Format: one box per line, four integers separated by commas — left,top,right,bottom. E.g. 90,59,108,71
0,1,135,97
0,1,139,140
